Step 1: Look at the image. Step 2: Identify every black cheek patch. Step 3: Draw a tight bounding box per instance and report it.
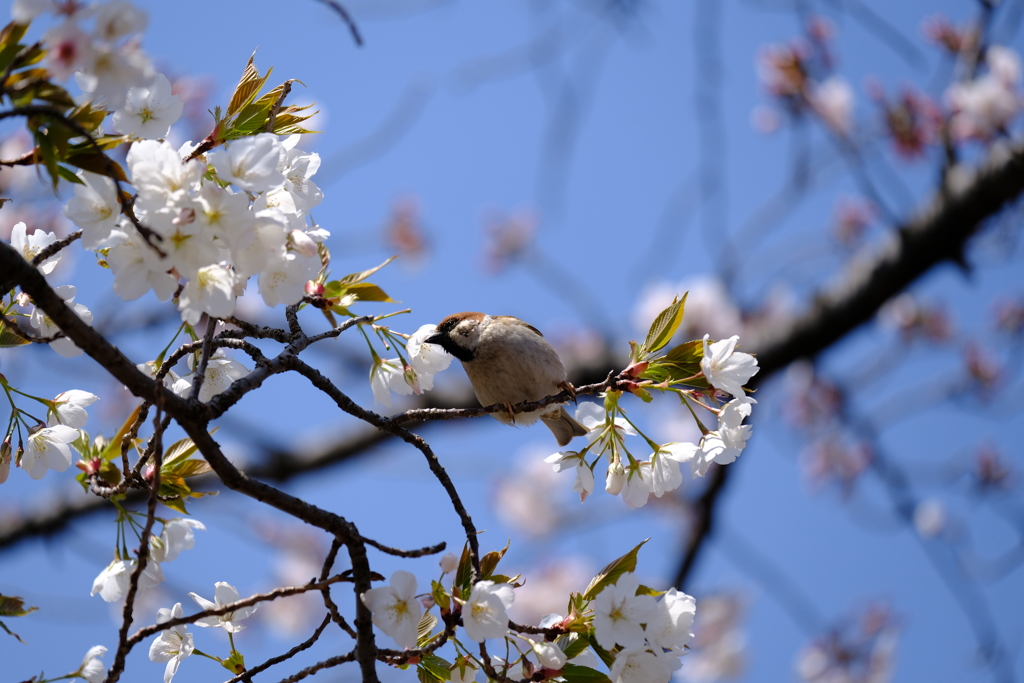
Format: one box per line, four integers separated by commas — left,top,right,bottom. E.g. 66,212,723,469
435,336,475,363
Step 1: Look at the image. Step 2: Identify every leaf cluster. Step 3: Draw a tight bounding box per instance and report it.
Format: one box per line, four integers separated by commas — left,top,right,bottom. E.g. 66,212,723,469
1,21,128,190
212,52,318,143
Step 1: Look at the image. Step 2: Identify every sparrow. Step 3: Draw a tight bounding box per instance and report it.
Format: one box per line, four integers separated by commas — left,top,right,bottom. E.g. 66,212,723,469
425,312,589,446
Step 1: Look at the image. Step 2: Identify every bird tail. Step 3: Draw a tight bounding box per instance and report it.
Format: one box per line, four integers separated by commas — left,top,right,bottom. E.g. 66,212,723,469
541,407,590,447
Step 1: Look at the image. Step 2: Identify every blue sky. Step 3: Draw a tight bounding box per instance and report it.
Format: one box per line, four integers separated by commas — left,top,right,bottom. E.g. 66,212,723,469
1,0,1022,681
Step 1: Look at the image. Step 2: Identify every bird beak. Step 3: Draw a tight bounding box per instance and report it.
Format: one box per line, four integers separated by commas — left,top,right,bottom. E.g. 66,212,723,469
424,332,443,346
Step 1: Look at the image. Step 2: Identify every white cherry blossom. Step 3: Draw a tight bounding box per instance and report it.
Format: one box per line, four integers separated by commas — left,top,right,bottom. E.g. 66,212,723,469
75,40,153,110
701,334,759,399
91,558,164,602
718,396,755,451
370,358,403,407
809,76,854,135
545,450,595,502
360,570,423,649
265,142,323,215
257,248,318,308
194,183,253,243
0,443,11,484
439,552,458,574
649,442,698,498
79,645,108,683
28,284,93,357
10,221,61,274
592,572,656,650
449,658,479,683
43,20,94,81
127,140,204,211
21,424,79,479
178,352,250,403
62,171,121,249
528,638,567,670
605,459,626,495
148,603,193,683
209,133,286,192
93,0,147,42
621,462,653,509
113,73,183,140
608,647,678,683
177,264,237,325
47,390,99,428
150,518,205,563
407,324,455,376
189,582,256,632
646,588,696,651
12,0,56,22
106,226,178,301
462,580,515,642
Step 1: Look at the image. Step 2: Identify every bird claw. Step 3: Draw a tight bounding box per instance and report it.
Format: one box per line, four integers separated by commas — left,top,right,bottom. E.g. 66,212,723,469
502,401,517,424
558,381,578,404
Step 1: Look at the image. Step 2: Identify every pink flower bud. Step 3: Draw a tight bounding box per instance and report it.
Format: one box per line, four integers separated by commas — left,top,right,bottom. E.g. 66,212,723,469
419,595,435,610
305,281,325,296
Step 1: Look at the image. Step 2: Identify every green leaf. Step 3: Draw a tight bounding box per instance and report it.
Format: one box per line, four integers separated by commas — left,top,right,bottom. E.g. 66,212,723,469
0,21,28,73
418,654,451,682
54,164,81,185
581,539,649,601
559,632,590,660
162,436,199,467
165,458,213,478
338,256,398,286
322,281,345,299
454,543,473,593
640,293,687,359
65,153,126,182
160,495,189,515
0,595,38,618
635,584,665,597
0,319,30,348
345,282,395,303
416,610,438,644
99,405,143,462
562,664,613,683
68,102,107,133
226,52,272,118
479,539,510,579
641,339,708,386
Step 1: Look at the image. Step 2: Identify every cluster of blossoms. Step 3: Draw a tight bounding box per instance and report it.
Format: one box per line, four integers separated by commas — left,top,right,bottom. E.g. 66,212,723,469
755,14,1024,153
547,335,758,509
145,581,256,683
61,131,327,325
946,45,1023,141
754,20,855,136
13,0,153,107
91,516,206,602
360,549,697,683
0,383,99,483
370,324,455,407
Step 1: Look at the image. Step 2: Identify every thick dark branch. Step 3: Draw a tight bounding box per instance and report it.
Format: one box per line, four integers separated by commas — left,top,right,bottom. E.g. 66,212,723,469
675,138,1024,590
0,242,189,412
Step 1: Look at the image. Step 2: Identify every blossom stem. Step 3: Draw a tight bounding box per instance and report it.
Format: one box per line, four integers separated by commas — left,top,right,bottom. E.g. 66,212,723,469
153,321,187,368
679,393,711,435
191,648,222,663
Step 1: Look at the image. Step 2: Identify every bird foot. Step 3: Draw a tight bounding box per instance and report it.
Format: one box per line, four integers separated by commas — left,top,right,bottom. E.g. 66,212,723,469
558,381,578,403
